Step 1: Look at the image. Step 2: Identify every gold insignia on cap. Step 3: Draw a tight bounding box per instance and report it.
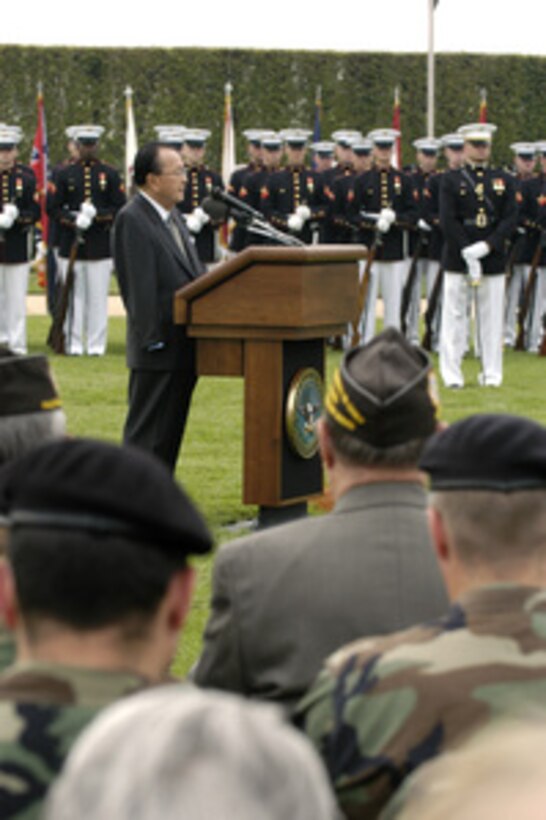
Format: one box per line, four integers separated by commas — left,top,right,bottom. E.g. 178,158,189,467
325,369,366,431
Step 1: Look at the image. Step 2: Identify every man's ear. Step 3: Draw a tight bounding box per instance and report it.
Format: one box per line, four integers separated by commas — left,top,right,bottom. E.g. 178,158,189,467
0,560,19,630
317,417,335,470
165,567,196,633
428,506,450,565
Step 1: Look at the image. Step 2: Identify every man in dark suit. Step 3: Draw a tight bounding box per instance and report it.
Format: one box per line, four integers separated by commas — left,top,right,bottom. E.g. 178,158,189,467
113,142,205,471
193,329,449,711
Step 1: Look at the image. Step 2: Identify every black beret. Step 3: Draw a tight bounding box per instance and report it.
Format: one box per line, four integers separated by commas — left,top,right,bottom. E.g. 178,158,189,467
325,328,439,448
0,348,61,416
4,438,213,556
420,414,546,491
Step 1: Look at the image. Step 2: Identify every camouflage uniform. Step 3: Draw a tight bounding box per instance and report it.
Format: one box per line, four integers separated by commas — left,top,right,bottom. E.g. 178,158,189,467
296,584,546,820
0,660,147,819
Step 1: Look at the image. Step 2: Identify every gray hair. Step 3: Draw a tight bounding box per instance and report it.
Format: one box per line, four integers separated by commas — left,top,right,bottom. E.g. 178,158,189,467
325,416,428,469
0,409,66,466
44,685,339,820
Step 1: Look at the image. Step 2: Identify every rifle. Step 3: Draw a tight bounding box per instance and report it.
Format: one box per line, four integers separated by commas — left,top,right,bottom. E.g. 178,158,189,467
515,232,544,352
47,231,81,354
421,265,444,351
350,230,382,347
400,233,424,335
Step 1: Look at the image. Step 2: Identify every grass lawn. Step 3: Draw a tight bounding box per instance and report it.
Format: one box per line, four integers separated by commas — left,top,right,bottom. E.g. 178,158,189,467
27,314,546,677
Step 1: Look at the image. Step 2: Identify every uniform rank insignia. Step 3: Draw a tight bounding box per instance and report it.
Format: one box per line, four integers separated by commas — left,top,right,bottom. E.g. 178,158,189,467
538,195,546,207
493,178,505,193
306,177,314,193
16,176,23,197
347,189,355,202
394,177,401,195
99,172,107,191
205,176,212,191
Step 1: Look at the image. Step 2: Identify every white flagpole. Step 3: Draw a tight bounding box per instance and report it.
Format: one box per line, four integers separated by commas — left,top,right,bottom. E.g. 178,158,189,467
427,0,435,137
124,87,138,195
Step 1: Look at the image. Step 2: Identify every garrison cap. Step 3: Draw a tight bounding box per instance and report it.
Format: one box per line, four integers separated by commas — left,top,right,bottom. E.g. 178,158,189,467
331,130,362,147
368,128,400,148
70,124,104,145
420,414,546,491
184,129,211,148
0,348,61,417
324,328,439,448
510,142,537,159
458,122,497,142
440,133,465,150
413,137,441,155
4,437,213,557
0,125,22,149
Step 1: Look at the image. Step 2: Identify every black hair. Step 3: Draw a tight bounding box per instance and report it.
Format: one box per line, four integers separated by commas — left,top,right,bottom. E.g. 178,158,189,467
133,142,165,186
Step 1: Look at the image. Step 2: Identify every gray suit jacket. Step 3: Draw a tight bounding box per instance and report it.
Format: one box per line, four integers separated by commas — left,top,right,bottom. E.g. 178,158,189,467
113,193,204,371
193,482,449,711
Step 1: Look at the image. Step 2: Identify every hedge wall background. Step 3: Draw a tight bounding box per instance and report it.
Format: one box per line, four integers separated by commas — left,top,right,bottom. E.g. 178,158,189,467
1,45,545,171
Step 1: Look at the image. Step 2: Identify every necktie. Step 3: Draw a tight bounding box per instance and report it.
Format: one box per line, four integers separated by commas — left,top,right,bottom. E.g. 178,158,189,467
167,213,190,265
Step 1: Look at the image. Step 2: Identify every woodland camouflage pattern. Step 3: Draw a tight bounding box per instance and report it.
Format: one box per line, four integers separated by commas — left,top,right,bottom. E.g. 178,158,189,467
0,661,146,819
296,585,546,820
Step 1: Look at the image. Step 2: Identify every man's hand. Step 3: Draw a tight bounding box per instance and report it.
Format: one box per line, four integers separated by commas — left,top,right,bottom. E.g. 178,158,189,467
462,241,489,261
288,213,304,233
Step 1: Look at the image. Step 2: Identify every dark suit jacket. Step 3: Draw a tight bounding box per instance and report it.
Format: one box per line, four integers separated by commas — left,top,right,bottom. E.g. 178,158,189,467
193,482,449,712
112,193,204,371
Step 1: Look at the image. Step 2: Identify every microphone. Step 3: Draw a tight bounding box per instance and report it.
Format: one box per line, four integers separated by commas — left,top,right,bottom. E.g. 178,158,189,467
201,197,229,222
210,186,263,220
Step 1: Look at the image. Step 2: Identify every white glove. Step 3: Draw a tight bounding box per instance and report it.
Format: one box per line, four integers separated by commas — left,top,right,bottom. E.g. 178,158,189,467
288,213,304,233
379,207,396,226
377,216,391,234
462,241,489,261
80,201,97,220
296,204,311,222
3,203,19,222
466,258,482,286
186,213,202,233
75,212,92,231
0,213,12,230
193,206,210,226
418,218,432,232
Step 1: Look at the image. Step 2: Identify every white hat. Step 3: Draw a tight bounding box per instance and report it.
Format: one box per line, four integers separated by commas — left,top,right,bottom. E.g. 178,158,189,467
368,128,401,146
184,129,211,146
261,133,283,150
311,141,335,155
242,129,276,144
331,130,362,147
280,129,312,146
440,133,465,150
413,137,441,153
69,124,105,143
0,125,22,148
510,142,537,158
350,136,373,154
535,142,546,156
154,125,186,146
457,123,497,142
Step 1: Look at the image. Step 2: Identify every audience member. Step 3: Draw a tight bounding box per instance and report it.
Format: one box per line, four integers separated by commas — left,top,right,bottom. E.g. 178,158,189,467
0,437,212,817
45,686,339,820
296,413,546,819
0,347,66,671
194,328,448,710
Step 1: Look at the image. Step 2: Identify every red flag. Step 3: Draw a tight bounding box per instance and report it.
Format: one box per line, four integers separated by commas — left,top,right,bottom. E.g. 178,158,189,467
479,88,488,123
392,86,402,169
30,84,49,246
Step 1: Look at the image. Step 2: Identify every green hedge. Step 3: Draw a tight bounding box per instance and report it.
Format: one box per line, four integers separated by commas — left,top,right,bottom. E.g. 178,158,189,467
1,45,545,171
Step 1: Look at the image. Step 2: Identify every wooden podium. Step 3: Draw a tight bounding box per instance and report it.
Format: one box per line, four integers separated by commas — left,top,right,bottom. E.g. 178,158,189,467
174,245,365,522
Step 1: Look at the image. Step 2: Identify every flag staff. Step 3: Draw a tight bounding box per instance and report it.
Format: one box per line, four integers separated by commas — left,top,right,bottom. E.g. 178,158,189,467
427,0,436,136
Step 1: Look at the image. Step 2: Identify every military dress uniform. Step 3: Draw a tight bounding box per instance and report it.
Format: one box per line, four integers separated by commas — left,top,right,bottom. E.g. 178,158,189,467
517,166,546,351
227,160,262,251
261,164,327,245
50,125,126,356
439,129,517,387
350,141,417,342
0,128,40,354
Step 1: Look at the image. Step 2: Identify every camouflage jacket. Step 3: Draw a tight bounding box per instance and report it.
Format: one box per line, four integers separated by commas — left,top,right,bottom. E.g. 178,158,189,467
295,584,546,820
0,661,147,819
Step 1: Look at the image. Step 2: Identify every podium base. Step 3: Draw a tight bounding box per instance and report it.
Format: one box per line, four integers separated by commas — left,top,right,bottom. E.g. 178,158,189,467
257,503,308,530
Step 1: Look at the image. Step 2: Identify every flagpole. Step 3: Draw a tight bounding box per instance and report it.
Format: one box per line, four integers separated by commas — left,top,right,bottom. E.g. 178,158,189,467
427,0,435,136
